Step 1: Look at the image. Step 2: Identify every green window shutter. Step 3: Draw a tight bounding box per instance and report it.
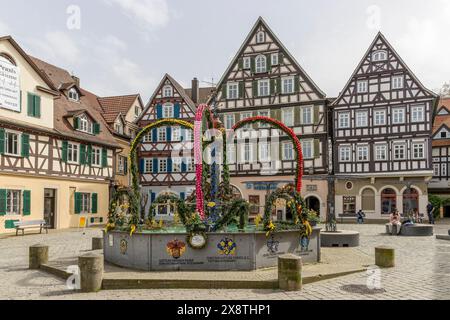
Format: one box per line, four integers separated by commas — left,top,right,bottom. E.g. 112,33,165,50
222,85,227,100
294,107,301,126
74,192,81,214
239,82,244,99
314,139,321,159
266,54,272,71
62,141,68,162
277,77,282,94
270,79,276,95
279,53,284,65
93,123,100,135
80,144,86,165
91,193,98,214
87,145,92,165
238,58,243,70
21,134,30,158
101,148,107,167
294,76,300,93
23,190,31,216
0,128,5,154
253,81,258,97
251,57,256,74
74,118,79,130
34,95,41,118
27,93,33,116
313,105,320,125
0,189,6,216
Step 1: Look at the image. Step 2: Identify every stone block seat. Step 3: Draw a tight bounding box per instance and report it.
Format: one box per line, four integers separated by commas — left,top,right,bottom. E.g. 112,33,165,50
385,223,433,237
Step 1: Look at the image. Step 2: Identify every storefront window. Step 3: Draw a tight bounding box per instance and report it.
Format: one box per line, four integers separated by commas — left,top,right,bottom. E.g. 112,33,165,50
381,188,397,214
403,188,419,215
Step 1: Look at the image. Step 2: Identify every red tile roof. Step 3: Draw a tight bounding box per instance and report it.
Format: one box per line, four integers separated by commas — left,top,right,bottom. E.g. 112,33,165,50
97,94,140,124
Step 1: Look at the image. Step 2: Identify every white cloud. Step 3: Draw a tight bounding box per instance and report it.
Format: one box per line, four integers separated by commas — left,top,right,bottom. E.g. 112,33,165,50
104,0,170,30
0,19,10,36
28,31,81,65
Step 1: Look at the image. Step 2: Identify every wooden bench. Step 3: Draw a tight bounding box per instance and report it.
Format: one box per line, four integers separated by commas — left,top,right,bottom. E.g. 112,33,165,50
14,220,49,236
337,213,357,223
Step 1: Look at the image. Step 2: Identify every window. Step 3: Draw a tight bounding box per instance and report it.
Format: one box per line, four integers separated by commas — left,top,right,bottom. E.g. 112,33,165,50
256,31,265,43
357,81,368,93
258,79,270,96
412,143,425,159
375,145,387,161
357,145,369,161
185,129,193,142
249,195,261,215
374,109,386,126
339,146,351,162
114,121,124,135
282,108,294,127
381,188,397,215
343,196,356,215
433,163,440,176
163,85,173,98
118,156,127,174
301,106,313,125
143,132,152,143
163,104,174,118
159,159,168,173
282,77,294,94
92,147,101,167
68,88,79,102
6,190,21,215
134,106,141,119
67,143,79,163
441,131,447,139
78,114,93,134
158,127,166,141
258,110,270,127
226,145,236,165
144,159,153,173
301,140,313,159
225,114,235,130
172,158,182,172
259,143,270,162
243,57,251,69
283,142,294,160
372,50,387,61
27,93,41,118
356,111,368,127
227,82,239,99
5,131,19,156
338,112,350,128
243,143,253,163
186,158,195,172
172,127,181,142
392,76,404,89
271,53,279,66
442,163,448,177
411,105,425,122
255,55,267,73
80,193,90,214
394,144,406,160
392,108,405,124
241,112,253,129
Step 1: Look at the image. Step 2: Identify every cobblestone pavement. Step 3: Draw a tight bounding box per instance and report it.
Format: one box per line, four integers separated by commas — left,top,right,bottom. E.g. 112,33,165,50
0,223,449,300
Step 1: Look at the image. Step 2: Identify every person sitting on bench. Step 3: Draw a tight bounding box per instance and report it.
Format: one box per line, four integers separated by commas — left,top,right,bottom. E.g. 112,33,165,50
388,210,402,235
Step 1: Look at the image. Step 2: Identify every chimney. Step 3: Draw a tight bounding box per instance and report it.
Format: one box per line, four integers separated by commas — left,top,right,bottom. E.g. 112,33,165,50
72,75,80,87
191,77,199,104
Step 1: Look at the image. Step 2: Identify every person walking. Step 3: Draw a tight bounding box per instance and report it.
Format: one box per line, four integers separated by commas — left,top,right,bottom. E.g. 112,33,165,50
357,209,366,224
426,202,435,225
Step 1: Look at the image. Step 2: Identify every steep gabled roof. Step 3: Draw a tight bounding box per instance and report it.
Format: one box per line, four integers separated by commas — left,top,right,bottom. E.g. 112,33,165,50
97,94,142,124
332,32,437,106
209,16,325,104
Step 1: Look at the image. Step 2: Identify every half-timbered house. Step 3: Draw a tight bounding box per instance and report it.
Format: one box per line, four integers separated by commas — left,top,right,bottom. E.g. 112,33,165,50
0,36,118,233
331,32,438,221
209,17,329,220
137,74,214,219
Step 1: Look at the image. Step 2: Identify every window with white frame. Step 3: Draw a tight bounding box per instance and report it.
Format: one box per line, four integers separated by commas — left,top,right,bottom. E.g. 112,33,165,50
163,85,173,98
357,145,369,161
243,143,253,163
375,145,387,161
374,109,386,126
339,146,351,162
258,110,270,127
372,50,387,61
6,190,21,215
433,163,440,176
255,55,267,73
163,103,174,118
78,114,93,134
392,75,404,89
394,144,406,160
259,142,270,162
114,121,124,135
172,127,181,142
186,158,195,172
227,82,239,99
118,156,127,174
243,57,251,69
392,108,405,124
68,88,79,102
301,106,313,125
282,77,294,94
144,159,153,173
67,143,79,163
92,147,101,167
134,106,141,119
357,81,368,93
80,193,90,214
442,163,447,177
301,140,313,159
283,142,294,160
185,129,193,142
412,143,425,159
258,79,270,96
271,53,279,66
356,111,368,127
338,112,350,128
159,159,168,173
282,108,294,127
226,145,236,164
143,132,152,143
256,31,265,43
241,112,253,129
5,131,19,156
411,105,425,122
225,114,235,130
172,158,182,172
158,127,166,141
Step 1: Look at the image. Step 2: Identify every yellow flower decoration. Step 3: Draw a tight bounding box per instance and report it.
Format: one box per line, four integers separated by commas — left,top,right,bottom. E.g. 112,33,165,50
207,202,216,208
254,215,262,228
129,224,136,237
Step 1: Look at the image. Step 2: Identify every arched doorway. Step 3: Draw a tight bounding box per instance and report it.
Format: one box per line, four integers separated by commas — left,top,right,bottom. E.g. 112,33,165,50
403,188,419,215
361,188,375,212
305,196,320,216
381,188,397,215
230,185,243,200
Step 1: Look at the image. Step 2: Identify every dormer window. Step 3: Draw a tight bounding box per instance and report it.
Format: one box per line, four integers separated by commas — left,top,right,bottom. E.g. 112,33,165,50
78,114,92,133
68,88,80,102
163,85,173,98
372,50,387,62
134,105,141,119
256,31,265,43
255,55,267,73
114,121,124,135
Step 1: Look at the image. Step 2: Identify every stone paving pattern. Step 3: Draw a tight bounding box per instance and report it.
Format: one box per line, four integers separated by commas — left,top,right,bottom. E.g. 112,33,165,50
0,222,449,300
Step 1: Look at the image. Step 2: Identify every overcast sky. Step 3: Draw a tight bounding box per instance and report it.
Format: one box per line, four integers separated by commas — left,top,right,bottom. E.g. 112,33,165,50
0,0,448,101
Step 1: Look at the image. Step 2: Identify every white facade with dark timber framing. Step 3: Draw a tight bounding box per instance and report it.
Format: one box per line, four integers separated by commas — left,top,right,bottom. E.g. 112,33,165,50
210,17,330,221
331,32,438,221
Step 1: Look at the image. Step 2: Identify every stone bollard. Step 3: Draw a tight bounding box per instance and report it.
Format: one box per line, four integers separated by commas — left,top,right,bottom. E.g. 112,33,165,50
375,246,395,268
92,237,103,251
29,244,49,269
278,254,302,291
78,253,104,293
